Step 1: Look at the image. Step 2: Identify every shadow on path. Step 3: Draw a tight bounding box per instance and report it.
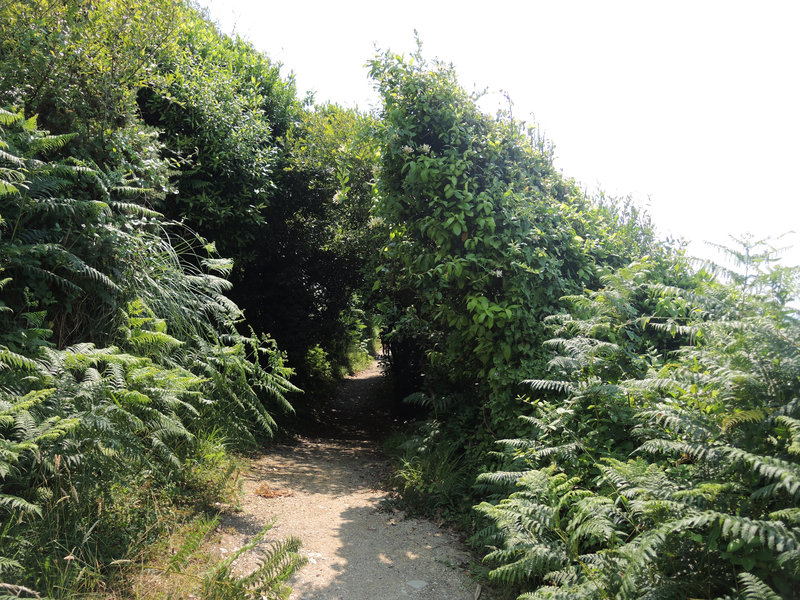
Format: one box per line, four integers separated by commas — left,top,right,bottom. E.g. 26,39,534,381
245,438,388,496
293,358,410,441
291,502,474,600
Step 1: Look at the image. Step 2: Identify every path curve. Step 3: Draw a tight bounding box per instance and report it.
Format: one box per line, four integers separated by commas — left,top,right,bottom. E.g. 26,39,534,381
216,361,483,599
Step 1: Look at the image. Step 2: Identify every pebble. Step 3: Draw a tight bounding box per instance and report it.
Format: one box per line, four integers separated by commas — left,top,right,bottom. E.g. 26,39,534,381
407,580,428,590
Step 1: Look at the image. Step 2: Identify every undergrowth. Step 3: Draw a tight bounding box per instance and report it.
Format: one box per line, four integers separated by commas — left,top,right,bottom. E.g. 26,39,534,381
123,496,305,600
382,411,493,530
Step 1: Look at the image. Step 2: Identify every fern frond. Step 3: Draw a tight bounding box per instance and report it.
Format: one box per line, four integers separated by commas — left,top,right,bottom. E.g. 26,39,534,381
776,415,800,455
0,348,39,372
107,200,162,218
166,515,219,574
637,437,722,463
28,133,76,155
202,521,307,600
721,446,800,498
671,511,798,554
487,546,567,585
523,379,576,395
645,320,698,338
476,471,527,485
201,257,234,275
722,408,770,433
239,535,306,594
638,403,717,442
0,494,42,516
734,572,783,600
0,108,23,126
568,496,624,546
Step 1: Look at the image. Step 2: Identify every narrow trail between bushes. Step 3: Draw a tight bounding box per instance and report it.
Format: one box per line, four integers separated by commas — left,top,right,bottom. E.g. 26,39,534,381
215,359,485,600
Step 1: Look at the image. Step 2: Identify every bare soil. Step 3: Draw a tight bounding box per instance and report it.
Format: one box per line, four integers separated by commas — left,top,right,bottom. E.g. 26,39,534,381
215,360,485,599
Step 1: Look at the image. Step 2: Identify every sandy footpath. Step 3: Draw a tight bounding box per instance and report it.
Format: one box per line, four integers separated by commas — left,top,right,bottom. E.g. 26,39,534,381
214,362,484,600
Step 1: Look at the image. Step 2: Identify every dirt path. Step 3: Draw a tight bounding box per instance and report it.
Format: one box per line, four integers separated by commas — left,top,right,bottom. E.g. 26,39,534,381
216,361,483,599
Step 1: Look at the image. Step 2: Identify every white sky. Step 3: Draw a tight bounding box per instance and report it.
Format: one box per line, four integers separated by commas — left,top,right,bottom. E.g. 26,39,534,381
199,0,800,267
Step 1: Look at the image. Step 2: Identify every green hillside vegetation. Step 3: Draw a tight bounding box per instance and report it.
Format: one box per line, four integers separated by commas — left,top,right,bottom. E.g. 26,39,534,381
1,2,798,599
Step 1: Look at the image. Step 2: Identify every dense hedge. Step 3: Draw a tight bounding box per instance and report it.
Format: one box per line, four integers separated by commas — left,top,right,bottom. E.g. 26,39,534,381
369,48,670,431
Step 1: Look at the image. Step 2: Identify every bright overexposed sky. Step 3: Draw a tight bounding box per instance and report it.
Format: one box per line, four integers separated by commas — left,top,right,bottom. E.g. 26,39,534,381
199,0,800,267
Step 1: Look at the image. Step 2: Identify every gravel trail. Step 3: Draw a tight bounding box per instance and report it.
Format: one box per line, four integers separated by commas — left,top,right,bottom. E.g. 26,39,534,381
216,361,483,599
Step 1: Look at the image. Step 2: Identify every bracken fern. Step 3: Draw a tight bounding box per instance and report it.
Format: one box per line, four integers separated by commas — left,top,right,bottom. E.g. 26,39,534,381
475,250,800,599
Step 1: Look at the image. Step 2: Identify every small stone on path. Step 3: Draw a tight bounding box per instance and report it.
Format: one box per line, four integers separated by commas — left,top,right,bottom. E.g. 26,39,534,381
407,580,428,590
